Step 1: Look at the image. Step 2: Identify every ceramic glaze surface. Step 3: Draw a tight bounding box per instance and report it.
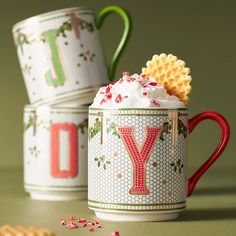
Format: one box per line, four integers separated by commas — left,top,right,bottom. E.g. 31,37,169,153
88,108,188,218
13,8,108,104
24,106,88,200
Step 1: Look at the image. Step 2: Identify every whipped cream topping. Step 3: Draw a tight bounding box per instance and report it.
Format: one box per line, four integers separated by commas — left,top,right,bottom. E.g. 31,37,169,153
90,73,185,108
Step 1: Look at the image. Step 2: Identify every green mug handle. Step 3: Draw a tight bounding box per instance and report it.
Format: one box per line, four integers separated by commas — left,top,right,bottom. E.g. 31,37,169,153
95,5,132,82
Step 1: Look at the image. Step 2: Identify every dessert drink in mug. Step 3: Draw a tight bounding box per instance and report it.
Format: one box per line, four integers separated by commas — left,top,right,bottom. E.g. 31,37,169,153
88,54,230,221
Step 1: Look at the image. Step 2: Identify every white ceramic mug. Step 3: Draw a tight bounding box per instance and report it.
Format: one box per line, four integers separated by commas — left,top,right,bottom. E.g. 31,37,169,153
13,6,131,104
88,107,229,221
24,105,88,201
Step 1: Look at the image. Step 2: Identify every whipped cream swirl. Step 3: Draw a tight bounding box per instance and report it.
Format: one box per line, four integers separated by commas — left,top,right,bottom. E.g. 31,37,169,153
90,73,185,108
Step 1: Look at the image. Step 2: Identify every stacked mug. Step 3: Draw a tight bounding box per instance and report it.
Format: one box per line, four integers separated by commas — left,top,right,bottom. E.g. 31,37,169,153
13,6,131,200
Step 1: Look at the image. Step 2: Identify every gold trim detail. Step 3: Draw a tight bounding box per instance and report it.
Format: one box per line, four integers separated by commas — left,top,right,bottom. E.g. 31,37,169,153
88,199,186,206
88,205,186,212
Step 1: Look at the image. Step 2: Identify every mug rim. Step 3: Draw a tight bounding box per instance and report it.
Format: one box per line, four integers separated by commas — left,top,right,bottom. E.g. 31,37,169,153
12,6,94,32
89,107,187,111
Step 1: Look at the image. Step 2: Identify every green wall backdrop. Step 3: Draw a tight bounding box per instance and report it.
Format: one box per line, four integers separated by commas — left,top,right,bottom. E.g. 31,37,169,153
0,0,235,175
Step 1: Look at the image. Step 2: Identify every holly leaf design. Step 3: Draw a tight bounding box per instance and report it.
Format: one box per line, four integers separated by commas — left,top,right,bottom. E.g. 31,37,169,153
78,118,88,134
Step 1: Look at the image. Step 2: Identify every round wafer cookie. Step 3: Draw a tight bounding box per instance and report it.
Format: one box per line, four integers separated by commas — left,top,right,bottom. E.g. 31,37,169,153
142,53,192,105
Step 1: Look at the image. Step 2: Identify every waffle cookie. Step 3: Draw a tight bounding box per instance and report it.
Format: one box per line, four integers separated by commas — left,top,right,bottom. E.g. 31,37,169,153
0,225,54,236
142,53,192,105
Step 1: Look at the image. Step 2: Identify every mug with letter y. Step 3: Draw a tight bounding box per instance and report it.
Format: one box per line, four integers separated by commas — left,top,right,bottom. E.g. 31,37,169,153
88,72,230,221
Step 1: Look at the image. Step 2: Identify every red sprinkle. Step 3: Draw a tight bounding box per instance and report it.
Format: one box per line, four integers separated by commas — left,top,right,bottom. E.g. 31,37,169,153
149,82,158,86
69,216,75,221
100,98,106,105
151,99,160,107
106,86,111,94
115,94,122,103
66,222,78,229
110,232,120,236
89,226,95,232
95,221,101,228
106,93,112,99
142,92,147,96
77,218,86,223
140,73,146,78
82,223,87,227
110,82,115,85
122,72,129,76
118,78,124,84
60,219,66,225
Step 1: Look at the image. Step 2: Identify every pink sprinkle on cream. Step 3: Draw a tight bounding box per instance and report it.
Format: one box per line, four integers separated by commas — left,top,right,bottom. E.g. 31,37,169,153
100,98,106,105
115,94,122,103
151,98,160,107
106,93,112,99
149,82,158,86
106,86,111,93
122,72,129,76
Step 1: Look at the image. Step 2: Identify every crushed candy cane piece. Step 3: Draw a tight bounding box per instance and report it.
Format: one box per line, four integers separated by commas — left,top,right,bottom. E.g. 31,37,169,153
110,231,120,236
77,218,86,223
106,86,111,93
100,98,106,105
142,92,147,96
123,72,129,76
115,94,122,103
69,216,75,221
150,98,160,107
95,221,101,228
91,72,185,108
106,93,112,99
66,222,78,229
148,82,158,86
60,219,66,225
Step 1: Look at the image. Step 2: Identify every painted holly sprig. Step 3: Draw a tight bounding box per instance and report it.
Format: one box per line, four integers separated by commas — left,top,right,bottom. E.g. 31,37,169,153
77,118,88,134
94,155,111,170
79,50,95,62
178,118,187,139
170,159,184,174
78,18,94,32
24,115,35,131
88,118,101,141
14,32,30,48
106,121,120,139
159,115,187,141
15,17,94,50
57,21,72,37
29,145,40,157
159,121,170,141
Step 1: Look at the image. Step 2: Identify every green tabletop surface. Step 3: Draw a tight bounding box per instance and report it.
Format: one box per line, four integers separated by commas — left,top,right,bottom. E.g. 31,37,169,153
0,167,235,236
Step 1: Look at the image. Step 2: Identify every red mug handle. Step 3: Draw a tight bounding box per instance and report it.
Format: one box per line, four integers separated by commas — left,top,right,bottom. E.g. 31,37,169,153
187,112,230,197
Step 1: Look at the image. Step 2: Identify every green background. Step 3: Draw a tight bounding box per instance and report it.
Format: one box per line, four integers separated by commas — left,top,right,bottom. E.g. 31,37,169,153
0,0,235,235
